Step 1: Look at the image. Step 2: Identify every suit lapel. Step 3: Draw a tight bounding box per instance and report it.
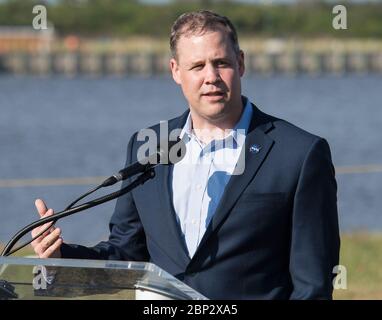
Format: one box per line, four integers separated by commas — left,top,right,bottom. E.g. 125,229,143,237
192,104,275,260
154,110,191,266
153,104,275,266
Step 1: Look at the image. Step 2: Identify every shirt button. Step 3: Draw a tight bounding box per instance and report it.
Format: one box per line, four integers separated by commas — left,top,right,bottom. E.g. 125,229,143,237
191,219,196,225
196,184,202,190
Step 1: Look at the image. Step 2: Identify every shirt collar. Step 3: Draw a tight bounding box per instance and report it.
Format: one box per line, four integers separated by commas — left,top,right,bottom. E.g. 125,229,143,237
180,96,253,149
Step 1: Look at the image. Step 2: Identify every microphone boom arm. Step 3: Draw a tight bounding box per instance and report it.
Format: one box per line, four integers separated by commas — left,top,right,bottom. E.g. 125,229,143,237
1,169,155,257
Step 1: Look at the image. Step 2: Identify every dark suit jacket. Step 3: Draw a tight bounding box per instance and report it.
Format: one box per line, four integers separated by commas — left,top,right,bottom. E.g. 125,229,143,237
61,103,340,300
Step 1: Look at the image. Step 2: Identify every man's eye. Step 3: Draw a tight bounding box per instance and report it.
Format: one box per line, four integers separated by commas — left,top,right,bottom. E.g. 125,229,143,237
192,65,204,70
217,61,229,67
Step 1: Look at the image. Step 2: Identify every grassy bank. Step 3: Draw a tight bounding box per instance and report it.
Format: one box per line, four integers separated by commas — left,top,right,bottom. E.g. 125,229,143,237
334,233,382,300
1,233,382,300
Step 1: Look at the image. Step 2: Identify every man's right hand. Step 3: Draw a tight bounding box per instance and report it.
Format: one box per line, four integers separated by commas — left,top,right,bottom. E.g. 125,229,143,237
31,199,63,259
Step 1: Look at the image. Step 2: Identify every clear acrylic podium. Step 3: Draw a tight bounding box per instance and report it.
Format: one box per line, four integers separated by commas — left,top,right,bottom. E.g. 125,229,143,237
0,257,207,300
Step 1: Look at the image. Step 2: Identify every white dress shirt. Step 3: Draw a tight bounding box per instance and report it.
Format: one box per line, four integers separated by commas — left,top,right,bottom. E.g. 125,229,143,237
170,97,253,257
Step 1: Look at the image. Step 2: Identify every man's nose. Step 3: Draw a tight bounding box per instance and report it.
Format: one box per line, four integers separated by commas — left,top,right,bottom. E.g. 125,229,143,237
204,64,221,84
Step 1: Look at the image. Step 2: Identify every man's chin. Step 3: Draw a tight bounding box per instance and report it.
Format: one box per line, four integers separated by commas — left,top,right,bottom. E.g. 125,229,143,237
201,97,227,108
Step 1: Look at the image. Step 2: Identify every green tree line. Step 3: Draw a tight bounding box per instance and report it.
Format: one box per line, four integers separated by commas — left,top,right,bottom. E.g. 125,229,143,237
0,0,381,38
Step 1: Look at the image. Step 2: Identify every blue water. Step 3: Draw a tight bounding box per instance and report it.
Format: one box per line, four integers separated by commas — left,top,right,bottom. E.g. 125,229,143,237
0,74,381,245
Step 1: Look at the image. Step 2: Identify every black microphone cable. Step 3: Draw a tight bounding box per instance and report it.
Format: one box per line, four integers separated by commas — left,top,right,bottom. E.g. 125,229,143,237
4,150,162,255
4,184,104,256
2,138,185,256
19,148,163,253
1,169,155,257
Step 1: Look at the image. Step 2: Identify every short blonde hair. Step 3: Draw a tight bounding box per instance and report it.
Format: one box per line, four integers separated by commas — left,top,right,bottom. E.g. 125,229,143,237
170,10,240,60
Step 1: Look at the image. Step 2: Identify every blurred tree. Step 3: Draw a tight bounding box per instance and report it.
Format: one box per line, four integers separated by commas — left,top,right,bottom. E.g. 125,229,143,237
0,0,381,38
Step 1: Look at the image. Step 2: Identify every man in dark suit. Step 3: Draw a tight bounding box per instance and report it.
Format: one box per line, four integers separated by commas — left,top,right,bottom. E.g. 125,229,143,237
31,10,340,299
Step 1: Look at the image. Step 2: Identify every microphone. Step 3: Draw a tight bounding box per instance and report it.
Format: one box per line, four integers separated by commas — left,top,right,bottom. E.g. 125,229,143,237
0,138,186,257
101,138,185,187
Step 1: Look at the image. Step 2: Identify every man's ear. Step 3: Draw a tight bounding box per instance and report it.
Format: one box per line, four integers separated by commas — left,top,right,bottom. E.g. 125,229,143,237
170,58,181,85
238,50,245,77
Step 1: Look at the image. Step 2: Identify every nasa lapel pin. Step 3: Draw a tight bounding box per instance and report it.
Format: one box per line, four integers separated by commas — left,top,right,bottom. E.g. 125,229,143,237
249,144,261,154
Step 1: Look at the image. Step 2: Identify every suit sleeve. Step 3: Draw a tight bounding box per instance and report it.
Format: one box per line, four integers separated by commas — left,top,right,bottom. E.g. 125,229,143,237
289,138,340,299
60,132,150,261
